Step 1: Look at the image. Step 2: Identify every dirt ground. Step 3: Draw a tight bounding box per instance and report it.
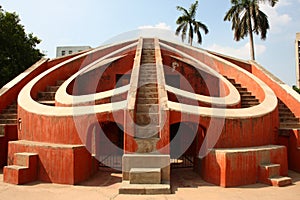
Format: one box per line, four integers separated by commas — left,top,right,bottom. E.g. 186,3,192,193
0,168,300,200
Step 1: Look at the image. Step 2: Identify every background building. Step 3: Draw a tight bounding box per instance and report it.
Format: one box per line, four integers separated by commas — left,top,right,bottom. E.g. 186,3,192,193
56,46,92,57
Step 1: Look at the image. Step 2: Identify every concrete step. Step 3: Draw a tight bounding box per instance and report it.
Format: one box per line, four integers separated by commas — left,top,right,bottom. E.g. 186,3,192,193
137,98,158,104
8,104,17,109
239,91,252,96
1,108,17,114
3,153,38,185
260,163,280,178
46,85,60,92
135,138,160,153
129,168,161,184
138,80,157,86
136,113,159,125
139,69,156,73
56,80,65,86
14,152,38,166
138,87,158,93
135,125,160,138
241,95,256,100
0,119,17,124
137,92,158,99
136,104,159,113
38,91,56,100
269,176,292,187
233,83,242,87
236,87,248,92
280,117,299,123
0,113,17,119
119,181,171,195
279,111,295,117
242,98,259,103
280,123,300,129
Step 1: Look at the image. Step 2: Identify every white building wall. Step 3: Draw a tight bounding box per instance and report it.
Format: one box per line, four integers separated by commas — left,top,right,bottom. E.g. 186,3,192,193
56,46,91,57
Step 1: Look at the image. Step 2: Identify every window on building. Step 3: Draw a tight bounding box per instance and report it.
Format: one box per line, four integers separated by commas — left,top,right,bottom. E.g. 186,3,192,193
61,50,66,56
69,50,73,54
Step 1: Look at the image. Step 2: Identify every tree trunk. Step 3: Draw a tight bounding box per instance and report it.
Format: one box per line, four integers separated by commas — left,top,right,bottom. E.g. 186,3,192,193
247,8,255,60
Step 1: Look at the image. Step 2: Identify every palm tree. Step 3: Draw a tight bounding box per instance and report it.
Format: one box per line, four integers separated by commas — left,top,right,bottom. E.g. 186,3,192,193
176,1,209,46
224,0,278,60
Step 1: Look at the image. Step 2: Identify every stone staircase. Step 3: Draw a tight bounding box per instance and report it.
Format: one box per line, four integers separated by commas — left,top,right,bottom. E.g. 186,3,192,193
258,163,292,187
37,80,64,106
0,102,18,135
120,39,171,194
225,76,259,108
4,152,38,184
134,40,160,152
0,102,18,125
278,99,300,129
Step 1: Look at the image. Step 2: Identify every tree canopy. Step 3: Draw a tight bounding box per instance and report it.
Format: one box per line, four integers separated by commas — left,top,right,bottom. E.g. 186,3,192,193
0,6,43,88
224,0,278,60
175,1,209,46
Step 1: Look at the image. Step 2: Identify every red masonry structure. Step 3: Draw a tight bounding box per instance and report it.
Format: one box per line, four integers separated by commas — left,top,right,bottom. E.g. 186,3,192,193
0,37,299,193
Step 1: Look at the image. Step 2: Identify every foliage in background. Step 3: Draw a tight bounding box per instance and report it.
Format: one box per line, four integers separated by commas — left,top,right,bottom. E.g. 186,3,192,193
224,0,278,60
293,85,300,94
175,1,209,46
0,6,43,88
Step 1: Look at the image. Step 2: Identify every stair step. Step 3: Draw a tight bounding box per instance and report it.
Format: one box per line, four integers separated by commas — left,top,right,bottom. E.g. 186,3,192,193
56,80,65,86
136,104,159,113
119,181,170,195
1,108,17,114
137,92,158,99
137,98,158,104
269,176,292,187
0,113,17,119
280,117,299,123
260,163,280,178
3,152,38,185
138,87,158,93
136,113,159,125
129,168,161,184
0,119,17,124
46,85,60,92
280,123,300,129
38,91,56,100
135,126,160,138
135,138,160,153
236,87,248,92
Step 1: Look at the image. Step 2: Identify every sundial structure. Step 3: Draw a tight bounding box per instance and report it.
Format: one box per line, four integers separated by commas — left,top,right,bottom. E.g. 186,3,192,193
0,37,299,194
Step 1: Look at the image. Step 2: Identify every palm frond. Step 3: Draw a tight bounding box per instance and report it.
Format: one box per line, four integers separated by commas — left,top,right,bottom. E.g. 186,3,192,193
189,0,199,19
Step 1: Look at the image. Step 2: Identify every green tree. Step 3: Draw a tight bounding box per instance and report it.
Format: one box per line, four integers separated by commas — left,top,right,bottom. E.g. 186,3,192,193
293,85,300,94
0,6,43,88
224,0,278,60
175,0,209,46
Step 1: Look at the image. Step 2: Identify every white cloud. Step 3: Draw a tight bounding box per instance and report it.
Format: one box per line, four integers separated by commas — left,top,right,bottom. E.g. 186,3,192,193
260,1,292,33
138,22,171,30
206,43,266,60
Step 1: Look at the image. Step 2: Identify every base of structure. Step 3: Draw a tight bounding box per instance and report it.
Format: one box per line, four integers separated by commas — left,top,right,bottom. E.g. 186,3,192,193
119,181,171,194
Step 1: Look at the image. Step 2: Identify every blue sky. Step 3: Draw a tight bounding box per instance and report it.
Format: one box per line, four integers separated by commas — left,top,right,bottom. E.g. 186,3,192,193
1,0,299,86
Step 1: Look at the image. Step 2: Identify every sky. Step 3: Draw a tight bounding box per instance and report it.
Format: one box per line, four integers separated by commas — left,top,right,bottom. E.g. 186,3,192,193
1,0,299,86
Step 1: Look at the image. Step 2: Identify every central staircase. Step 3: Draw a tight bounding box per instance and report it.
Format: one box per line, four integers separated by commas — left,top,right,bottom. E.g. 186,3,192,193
134,40,160,152
120,39,170,194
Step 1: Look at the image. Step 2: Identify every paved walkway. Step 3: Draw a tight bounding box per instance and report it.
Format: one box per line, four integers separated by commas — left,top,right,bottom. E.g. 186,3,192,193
0,168,300,200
